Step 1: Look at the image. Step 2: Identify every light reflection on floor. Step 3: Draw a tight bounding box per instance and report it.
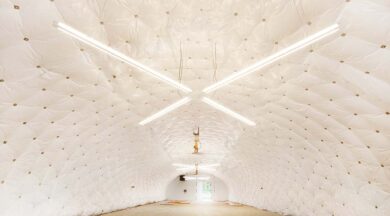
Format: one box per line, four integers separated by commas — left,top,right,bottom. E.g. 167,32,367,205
100,201,282,216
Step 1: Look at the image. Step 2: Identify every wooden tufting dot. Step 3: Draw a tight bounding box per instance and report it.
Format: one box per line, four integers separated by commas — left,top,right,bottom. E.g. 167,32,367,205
23,37,29,41
380,44,386,48
14,5,20,9
0,79,4,82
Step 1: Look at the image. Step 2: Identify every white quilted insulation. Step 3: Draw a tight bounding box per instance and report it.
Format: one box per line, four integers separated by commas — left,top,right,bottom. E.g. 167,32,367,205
0,0,389,216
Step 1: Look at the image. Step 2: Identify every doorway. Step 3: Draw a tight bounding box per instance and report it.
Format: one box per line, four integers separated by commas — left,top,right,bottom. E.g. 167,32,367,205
197,181,212,201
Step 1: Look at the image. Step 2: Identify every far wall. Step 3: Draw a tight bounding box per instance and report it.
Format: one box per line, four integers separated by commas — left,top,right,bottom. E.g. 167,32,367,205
166,175,228,201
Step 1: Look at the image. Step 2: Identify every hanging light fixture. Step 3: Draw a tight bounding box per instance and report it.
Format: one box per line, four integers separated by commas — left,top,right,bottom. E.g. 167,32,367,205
202,97,256,126
139,97,191,125
54,22,192,93
203,24,339,93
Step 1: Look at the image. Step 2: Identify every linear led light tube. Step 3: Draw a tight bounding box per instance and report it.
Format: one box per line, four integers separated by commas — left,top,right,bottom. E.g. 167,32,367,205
139,97,191,125
176,167,193,171
176,167,216,172
202,97,256,126
176,166,217,171
54,22,192,93
203,24,339,93
185,176,210,181
172,163,220,168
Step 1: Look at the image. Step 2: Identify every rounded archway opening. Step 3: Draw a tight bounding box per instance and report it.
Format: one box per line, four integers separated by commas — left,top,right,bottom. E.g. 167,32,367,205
166,174,229,202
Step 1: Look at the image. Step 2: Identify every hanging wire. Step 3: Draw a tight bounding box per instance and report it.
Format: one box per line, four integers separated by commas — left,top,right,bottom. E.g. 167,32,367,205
292,0,311,69
96,0,108,25
293,0,306,26
175,41,184,97
178,41,183,83
293,0,309,38
212,42,218,82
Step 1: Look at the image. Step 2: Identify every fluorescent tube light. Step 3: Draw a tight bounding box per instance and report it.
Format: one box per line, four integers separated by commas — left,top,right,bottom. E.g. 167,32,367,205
176,167,216,172
185,175,210,181
54,22,192,93
172,163,220,168
203,24,339,93
176,167,193,171
202,97,256,126
139,97,191,125
173,163,220,172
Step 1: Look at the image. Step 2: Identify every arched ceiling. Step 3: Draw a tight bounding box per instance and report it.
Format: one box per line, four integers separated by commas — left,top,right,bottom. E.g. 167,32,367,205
0,0,389,216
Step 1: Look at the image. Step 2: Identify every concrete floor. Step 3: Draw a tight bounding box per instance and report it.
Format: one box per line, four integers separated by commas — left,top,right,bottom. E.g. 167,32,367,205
101,202,282,216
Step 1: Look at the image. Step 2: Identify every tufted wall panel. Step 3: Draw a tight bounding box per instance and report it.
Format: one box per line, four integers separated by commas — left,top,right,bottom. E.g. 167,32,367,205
0,0,389,216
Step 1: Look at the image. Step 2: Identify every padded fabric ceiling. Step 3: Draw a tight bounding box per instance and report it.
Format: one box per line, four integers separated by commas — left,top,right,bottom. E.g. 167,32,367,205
0,0,389,216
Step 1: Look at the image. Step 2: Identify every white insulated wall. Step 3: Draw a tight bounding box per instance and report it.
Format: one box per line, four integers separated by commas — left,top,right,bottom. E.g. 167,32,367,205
0,0,389,216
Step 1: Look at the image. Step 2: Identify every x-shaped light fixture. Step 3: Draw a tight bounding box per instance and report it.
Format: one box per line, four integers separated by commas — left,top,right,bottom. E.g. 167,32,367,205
172,163,220,173
173,163,219,181
55,22,339,126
